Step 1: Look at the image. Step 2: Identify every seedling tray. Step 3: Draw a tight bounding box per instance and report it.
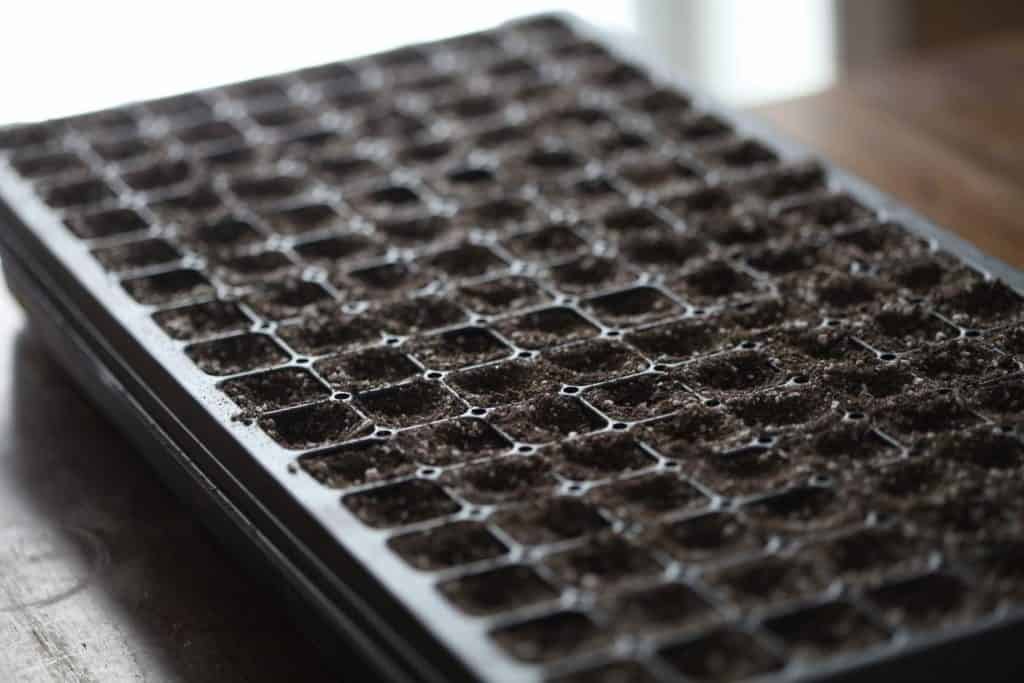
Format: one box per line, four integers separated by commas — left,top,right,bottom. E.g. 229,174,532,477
2,14,1024,683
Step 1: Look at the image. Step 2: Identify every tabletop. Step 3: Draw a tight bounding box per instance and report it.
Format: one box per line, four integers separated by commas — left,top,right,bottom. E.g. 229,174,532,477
2,32,1023,682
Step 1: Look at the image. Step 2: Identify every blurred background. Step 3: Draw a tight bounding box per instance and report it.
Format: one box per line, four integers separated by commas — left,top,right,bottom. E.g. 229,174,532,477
3,0,1024,124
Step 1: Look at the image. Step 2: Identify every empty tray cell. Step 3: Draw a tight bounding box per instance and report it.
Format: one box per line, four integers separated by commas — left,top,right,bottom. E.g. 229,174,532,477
495,497,608,546
650,512,764,564
670,260,759,304
176,119,245,147
636,405,743,459
742,486,852,534
120,159,193,192
780,194,874,231
909,339,1015,383
620,232,706,272
542,339,646,385
153,300,249,340
299,439,414,488
876,391,981,439
490,611,605,663
408,327,510,371
552,432,655,481
92,238,180,272
185,216,263,251
582,286,679,327
448,359,561,407
374,296,468,335
868,572,981,632
389,521,507,571
355,379,462,428
439,565,558,616
393,418,511,467
682,350,781,394
278,314,380,356
43,176,116,209
494,307,599,350
186,333,288,375
548,660,657,683
220,367,329,414
764,601,888,661
456,276,550,316
345,261,436,300
244,280,332,320
503,223,586,262
706,555,825,610
549,255,635,294
259,400,367,449
805,527,927,582
546,534,663,589
122,269,214,306
10,149,89,180
658,627,783,682
584,372,693,421
216,250,296,285
625,318,725,362
856,304,958,352
316,346,420,392
928,426,1024,471
230,173,309,207
266,203,347,237
587,472,706,521
444,455,555,504
608,581,716,635
492,395,606,443
727,386,829,429
343,479,460,528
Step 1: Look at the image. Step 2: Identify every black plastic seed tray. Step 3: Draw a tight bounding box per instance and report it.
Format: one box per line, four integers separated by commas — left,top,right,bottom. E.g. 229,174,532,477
2,13,1024,683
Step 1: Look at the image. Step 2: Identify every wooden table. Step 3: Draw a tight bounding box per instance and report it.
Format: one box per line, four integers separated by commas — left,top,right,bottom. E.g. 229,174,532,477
2,32,1023,682
756,31,1024,266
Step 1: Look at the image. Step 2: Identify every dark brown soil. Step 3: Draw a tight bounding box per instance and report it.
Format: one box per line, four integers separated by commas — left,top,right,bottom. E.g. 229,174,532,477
217,250,295,284
373,296,467,335
277,314,380,356
810,527,925,578
609,582,716,633
620,232,705,270
423,243,507,279
586,473,706,520
804,271,890,312
315,346,420,392
929,427,1024,470
867,573,976,630
636,405,741,458
878,392,981,438
444,455,554,504
258,400,367,449
682,350,779,393
299,439,413,488
448,359,561,406
244,280,332,319
185,216,263,251
790,421,899,465
624,319,724,361
153,300,249,340
92,239,181,272
698,445,809,496
770,325,863,363
973,540,1024,603
545,535,662,588
780,194,873,230
121,159,193,192
355,379,463,428
727,386,828,428
147,185,223,219
708,556,824,608
186,333,288,375
44,176,116,209
388,521,507,570
542,339,647,384
871,458,957,501
492,394,606,443
408,326,510,370
823,361,917,401
490,611,605,663
343,479,459,528
547,661,657,683
438,565,558,616
456,276,549,315
549,255,634,293
584,372,693,421
294,234,380,266
909,339,1014,381
122,269,214,306
701,211,788,246
939,279,1024,327
66,207,149,239
651,512,764,562
670,260,758,303
494,307,599,350
494,497,609,545
552,432,656,481
220,368,329,414
970,377,1024,417
705,139,779,171
658,628,783,682
734,163,825,201
344,261,437,299
745,241,824,276
720,298,812,333
991,325,1024,356
393,418,511,466
765,601,888,660
743,486,849,532
582,286,680,326
503,223,585,261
